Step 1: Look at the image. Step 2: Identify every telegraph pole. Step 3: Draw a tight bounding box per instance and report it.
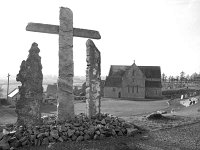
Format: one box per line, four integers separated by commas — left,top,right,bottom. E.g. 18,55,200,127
7,73,10,100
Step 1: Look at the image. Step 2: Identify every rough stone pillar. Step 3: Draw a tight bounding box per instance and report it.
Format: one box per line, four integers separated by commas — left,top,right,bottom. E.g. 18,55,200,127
86,39,101,118
16,42,43,127
57,7,74,122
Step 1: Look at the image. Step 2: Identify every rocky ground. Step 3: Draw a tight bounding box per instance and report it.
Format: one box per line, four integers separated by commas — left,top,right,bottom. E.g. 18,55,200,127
1,112,200,150
0,113,141,150
15,116,200,150
1,98,200,150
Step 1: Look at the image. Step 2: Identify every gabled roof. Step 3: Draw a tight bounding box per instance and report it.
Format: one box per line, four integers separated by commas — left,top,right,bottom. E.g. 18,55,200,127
108,65,129,76
145,81,162,88
104,76,122,87
108,65,161,79
138,66,161,79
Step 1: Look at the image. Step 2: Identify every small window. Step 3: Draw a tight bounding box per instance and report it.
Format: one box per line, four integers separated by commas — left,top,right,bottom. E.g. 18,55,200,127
132,86,134,93
137,85,139,93
132,70,135,76
155,90,157,95
112,88,116,92
128,86,130,93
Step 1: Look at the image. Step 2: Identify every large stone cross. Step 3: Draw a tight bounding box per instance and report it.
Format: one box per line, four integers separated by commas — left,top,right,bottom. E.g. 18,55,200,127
26,7,101,122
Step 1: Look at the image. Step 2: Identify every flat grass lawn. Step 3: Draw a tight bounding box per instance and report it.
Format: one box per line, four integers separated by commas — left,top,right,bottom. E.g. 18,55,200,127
75,98,169,117
0,106,17,125
0,98,169,125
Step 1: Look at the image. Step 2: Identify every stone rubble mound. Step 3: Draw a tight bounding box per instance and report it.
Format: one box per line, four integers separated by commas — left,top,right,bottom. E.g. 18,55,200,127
147,113,164,120
0,113,139,150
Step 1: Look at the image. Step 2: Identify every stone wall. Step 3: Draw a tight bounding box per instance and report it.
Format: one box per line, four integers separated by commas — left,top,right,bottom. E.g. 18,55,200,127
121,63,145,99
86,39,101,118
103,87,121,98
145,87,162,98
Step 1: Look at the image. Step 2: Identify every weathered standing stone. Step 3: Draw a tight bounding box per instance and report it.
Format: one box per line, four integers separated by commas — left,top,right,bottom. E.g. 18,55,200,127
16,42,43,127
57,7,75,122
86,39,101,118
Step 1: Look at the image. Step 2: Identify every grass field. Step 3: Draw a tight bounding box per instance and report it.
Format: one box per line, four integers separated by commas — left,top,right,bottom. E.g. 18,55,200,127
0,106,17,125
75,98,169,117
0,98,169,125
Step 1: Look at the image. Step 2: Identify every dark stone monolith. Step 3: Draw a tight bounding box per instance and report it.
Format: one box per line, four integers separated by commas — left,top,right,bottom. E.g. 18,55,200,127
16,42,43,127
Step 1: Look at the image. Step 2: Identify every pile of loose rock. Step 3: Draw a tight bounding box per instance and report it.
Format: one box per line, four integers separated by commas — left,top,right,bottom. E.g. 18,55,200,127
0,113,140,150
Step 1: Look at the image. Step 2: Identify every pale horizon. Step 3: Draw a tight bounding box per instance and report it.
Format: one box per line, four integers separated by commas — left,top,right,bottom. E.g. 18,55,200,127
1,0,200,79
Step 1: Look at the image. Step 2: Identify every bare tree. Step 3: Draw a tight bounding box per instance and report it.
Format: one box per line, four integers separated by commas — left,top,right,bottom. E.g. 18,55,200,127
168,76,172,83
170,76,174,82
190,72,198,81
186,74,190,82
162,73,166,82
180,71,185,82
176,76,179,82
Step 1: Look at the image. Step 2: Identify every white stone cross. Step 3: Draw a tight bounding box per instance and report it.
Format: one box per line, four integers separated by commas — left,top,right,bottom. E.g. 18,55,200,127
26,7,101,122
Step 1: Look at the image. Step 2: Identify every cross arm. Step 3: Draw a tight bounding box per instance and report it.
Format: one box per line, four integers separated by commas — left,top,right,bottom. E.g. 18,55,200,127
26,23,59,34
26,23,101,39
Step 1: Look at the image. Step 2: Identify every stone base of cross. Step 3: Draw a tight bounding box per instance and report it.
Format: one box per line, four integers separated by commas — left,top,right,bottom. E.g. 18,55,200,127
26,7,101,122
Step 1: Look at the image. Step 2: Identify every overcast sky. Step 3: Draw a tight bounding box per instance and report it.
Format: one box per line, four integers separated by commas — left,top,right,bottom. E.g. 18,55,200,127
0,0,200,79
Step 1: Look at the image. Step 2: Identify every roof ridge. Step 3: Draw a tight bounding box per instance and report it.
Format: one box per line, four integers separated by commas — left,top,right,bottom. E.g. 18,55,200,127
139,66,160,67
111,65,130,67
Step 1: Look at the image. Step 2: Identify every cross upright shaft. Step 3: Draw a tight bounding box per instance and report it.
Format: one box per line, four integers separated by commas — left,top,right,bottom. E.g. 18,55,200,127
25,7,101,122
57,7,74,121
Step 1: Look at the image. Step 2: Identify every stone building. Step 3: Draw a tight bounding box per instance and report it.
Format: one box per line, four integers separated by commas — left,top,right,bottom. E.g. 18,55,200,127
46,84,57,99
104,63,162,99
43,84,57,104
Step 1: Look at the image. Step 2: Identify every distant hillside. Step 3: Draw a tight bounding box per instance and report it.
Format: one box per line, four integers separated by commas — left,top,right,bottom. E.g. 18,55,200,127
42,75,86,86
0,75,106,98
